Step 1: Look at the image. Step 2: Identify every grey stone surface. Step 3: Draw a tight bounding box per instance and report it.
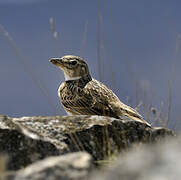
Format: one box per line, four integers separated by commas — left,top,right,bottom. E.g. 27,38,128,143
16,152,92,180
89,136,181,180
4,152,92,180
0,114,174,171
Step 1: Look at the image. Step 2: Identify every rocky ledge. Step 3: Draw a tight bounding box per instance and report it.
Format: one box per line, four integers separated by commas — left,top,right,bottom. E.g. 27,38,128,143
0,115,174,180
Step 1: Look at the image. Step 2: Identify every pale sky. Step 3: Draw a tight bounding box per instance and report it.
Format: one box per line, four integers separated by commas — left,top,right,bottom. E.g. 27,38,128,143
0,0,181,129
0,0,44,4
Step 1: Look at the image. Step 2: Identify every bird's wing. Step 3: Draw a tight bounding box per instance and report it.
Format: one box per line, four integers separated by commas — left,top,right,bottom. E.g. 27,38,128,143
61,79,151,126
61,79,120,117
87,80,151,126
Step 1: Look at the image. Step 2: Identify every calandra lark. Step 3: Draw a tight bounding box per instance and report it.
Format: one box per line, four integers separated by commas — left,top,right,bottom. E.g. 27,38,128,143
50,55,150,126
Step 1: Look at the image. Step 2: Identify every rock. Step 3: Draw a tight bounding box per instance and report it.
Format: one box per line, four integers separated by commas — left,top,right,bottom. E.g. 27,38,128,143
4,152,92,180
89,136,181,180
0,115,61,170
0,115,174,170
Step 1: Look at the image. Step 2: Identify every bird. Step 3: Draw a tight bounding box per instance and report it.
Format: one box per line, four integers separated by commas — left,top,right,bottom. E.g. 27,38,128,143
49,55,151,126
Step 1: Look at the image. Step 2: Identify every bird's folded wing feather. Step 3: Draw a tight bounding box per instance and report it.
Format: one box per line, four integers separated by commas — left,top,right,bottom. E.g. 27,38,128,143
61,80,120,117
61,79,150,126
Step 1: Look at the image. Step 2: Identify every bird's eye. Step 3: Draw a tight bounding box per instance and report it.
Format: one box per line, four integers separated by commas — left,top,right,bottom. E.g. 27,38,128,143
70,60,77,66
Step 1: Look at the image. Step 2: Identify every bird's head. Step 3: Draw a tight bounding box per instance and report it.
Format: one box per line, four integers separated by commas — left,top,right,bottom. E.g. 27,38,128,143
49,55,90,81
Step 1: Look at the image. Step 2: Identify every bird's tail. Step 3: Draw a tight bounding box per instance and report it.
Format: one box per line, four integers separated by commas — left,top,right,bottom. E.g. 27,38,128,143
118,105,151,127
124,113,151,127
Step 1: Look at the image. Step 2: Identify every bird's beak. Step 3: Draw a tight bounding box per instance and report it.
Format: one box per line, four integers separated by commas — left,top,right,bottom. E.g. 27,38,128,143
49,58,64,68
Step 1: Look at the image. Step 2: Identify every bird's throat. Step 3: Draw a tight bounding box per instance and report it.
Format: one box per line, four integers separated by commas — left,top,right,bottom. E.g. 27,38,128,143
65,74,92,88
64,73,81,81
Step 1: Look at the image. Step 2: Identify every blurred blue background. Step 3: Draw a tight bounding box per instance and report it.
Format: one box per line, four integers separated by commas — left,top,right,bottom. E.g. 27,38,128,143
0,0,181,129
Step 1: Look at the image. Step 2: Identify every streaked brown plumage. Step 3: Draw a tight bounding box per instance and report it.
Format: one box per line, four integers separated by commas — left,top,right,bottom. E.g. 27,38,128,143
50,55,151,126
